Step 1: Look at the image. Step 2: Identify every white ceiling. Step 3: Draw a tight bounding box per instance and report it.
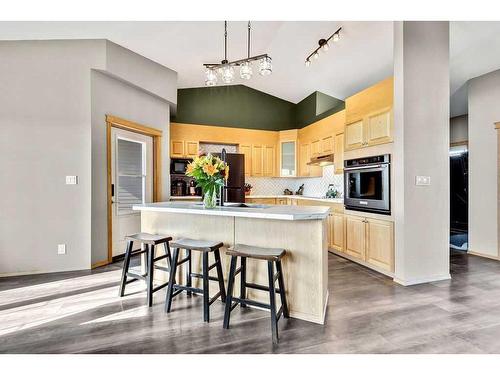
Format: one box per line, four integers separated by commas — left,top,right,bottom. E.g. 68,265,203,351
1,21,500,116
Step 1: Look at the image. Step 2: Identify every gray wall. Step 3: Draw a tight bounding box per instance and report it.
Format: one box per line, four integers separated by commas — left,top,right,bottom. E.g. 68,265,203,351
468,69,500,258
0,39,176,275
0,40,104,274
393,21,450,285
91,70,170,265
450,115,468,144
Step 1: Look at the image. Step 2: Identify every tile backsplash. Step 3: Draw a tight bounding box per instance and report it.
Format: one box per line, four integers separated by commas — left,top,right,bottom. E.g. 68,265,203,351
198,142,343,198
246,165,343,197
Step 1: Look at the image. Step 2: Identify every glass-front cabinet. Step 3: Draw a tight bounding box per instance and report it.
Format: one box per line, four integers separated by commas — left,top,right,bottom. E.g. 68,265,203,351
280,140,296,177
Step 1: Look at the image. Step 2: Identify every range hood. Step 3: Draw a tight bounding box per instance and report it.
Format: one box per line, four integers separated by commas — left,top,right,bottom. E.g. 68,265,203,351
307,153,335,167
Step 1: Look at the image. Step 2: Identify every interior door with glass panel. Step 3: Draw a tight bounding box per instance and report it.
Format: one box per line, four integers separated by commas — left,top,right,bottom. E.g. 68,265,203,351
111,128,153,257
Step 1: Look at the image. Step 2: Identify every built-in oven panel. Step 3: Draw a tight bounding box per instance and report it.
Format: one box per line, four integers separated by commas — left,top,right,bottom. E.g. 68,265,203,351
344,155,391,214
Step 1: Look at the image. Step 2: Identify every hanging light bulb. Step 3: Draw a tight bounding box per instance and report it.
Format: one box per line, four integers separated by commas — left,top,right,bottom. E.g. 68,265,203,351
321,42,330,52
332,32,340,42
205,68,217,86
219,64,234,83
313,52,319,60
259,56,272,76
240,61,253,80
305,59,311,67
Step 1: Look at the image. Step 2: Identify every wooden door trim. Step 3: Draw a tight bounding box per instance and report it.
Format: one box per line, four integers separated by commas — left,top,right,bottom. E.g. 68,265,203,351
105,115,163,265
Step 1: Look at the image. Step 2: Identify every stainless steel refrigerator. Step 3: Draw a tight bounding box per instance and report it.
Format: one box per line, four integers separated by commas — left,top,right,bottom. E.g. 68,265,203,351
215,152,245,203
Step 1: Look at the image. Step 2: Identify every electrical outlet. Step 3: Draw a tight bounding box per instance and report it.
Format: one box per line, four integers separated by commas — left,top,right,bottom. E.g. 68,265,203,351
58,244,66,255
415,176,431,186
66,176,78,185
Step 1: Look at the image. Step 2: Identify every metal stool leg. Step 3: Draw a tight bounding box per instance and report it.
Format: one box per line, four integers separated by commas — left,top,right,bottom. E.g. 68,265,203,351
223,255,238,329
240,257,247,307
267,261,279,344
275,260,289,318
186,249,192,297
118,240,133,297
146,244,155,307
165,248,179,313
214,249,227,303
202,251,210,322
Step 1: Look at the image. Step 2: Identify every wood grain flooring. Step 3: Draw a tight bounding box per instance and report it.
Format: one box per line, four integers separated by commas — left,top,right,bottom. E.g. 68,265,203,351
1,251,500,353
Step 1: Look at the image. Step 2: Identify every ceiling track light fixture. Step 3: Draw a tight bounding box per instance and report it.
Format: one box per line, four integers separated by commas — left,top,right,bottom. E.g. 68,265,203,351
304,27,342,67
204,21,272,86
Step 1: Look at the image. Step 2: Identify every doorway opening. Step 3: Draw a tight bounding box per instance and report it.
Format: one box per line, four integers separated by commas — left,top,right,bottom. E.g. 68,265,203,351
106,115,162,264
450,142,468,252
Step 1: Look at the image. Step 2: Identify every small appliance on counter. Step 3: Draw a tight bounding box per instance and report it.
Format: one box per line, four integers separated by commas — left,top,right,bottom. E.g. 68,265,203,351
325,184,341,199
295,184,304,196
344,154,391,215
283,188,293,195
170,158,202,197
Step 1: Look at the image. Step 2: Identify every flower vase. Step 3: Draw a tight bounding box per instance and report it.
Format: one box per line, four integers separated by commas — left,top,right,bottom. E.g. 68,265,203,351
203,188,217,209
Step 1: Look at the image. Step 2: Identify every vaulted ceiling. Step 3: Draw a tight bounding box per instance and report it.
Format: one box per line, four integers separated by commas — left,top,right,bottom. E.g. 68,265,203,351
2,21,500,116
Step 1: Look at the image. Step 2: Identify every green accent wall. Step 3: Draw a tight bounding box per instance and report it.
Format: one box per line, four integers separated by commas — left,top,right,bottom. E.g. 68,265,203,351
172,85,344,131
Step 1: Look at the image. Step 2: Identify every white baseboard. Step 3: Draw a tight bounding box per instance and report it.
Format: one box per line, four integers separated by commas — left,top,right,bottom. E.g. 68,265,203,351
393,273,451,286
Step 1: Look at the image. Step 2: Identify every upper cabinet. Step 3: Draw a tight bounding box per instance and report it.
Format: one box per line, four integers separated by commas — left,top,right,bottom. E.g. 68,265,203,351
344,77,394,151
334,132,344,174
170,139,199,159
278,129,298,177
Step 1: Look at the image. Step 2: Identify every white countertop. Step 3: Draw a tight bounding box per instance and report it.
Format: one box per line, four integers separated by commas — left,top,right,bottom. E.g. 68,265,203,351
133,201,330,221
247,195,344,204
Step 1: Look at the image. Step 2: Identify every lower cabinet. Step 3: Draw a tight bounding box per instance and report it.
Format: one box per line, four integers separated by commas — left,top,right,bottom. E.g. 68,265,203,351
344,214,394,272
245,198,277,204
329,212,345,252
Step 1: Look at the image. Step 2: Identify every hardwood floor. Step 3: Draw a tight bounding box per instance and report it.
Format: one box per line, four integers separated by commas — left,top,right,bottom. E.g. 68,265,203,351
1,251,500,353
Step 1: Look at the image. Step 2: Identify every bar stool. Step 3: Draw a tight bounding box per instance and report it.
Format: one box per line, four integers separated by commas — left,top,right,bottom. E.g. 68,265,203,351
165,238,226,322
223,244,289,344
118,232,173,307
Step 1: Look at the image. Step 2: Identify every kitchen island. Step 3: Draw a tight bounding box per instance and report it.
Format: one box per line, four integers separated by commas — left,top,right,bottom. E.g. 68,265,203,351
133,201,330,324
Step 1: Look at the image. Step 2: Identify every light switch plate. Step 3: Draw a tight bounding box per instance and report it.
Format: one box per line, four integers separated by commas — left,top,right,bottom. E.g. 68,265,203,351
66,176,78,185
58,244,66,255
415,176,431,186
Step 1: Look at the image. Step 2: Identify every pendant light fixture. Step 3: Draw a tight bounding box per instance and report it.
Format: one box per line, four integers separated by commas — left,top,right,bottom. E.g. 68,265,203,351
204,21,272,86
304,27,342,67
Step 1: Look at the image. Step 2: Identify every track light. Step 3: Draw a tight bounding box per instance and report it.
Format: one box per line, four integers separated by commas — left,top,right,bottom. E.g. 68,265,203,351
304,27,342,66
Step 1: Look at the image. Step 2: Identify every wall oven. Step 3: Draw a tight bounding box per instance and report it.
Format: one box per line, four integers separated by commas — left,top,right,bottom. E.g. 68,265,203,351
344,154,391,215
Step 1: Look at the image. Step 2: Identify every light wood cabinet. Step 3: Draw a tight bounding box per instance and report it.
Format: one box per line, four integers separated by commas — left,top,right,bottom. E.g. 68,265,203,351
245,198,276,204
170,140,199,158
345,215,366,260
276,198,288,205
366,218,394,272
279,140,296,177
298,142,311,177
334,132,344,174
251,145,263,177
240,144,252,177
264,145,276,177
330,212,345,252
345,77,393,124
311,139,321,157
344,214,394,272
366,108,393,147
321,136,334,154
345,120,365,150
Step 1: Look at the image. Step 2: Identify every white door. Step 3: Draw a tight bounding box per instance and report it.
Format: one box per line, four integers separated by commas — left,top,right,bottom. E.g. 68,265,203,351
111,127,153,257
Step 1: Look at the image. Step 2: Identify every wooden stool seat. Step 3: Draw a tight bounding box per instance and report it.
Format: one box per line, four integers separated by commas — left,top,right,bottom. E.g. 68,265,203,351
119,233,174,307
227,244,286,261
170,238,223,252
165,238,226,322
125,232,172,245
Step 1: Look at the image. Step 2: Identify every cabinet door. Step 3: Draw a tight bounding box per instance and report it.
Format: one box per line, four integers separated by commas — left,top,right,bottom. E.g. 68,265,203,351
280,141,296,177
366,218,394,272
311,139,321,157
263,145,275,177
299,143,311,177
185,141,199,158
276,198,288,205
251,145,263,177
366,108,392,146
170,140,185,158
334,133,344,174
239,144,252,177
331,212,345,252
321,136,334,154
344,120,365,151
327,213,334,248
246,198,276,204
345,215,366,260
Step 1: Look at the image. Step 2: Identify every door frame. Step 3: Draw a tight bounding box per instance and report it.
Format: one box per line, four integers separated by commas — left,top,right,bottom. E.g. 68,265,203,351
105,115,163,265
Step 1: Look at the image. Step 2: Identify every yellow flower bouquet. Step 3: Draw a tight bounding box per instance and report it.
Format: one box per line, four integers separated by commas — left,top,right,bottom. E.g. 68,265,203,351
185,154,229,208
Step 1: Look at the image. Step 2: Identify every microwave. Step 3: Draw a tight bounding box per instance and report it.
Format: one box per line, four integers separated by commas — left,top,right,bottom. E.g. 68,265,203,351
344,154,391,215
171,158,191,175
